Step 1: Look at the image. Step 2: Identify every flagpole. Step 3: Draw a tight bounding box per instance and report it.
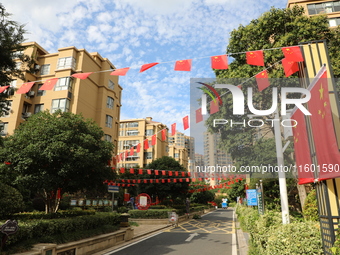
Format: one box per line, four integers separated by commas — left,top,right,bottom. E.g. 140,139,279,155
274,108,290,224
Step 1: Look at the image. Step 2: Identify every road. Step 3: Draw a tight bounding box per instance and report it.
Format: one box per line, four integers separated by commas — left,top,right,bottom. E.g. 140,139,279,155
106,208,236,255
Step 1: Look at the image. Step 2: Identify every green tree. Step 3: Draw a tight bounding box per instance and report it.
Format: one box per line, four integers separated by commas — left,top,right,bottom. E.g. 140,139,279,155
0,182,24,218
138,156,190,203
0,110,115,213
206,5,340,167
0,4,36,111
189,181,215,204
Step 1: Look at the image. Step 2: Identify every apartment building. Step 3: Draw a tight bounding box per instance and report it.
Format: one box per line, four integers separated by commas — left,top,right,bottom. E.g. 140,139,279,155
287,0,340,26
117,117,168,168
0,42,122,155
168,131,195,171
203,131,233,185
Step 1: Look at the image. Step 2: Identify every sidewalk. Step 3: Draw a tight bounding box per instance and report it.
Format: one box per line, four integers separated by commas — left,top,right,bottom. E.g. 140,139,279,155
234,210,249,255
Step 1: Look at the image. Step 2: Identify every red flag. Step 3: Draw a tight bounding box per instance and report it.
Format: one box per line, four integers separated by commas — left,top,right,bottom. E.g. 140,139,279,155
168,179,171,183
147,169,151,174
139,169,143,174
161,129,167,141
162,179,165,183
246,50,264,66
155,170,159,175
181,172,185,177
156,179,159,183
169,171,173,176
174,59,192,71
171,123,176,136
183,116,189,130
110,67,130,76
130,146,134,156
196,108,203,123
174,179,177,183
255,70,270,91
144,139,149,150
211,55,228,69
17,82,35,94
162,170,166,175
138,180,141,183
282,46,304,62
71,72,93,79
151,134,157,146
282,58,299,77
120,168,125,174
210,100,219,114
40,78,59,90
307,67,340,180
130,168,134,174
0,86,9,93
144,180,148,183
140,62,159,73
150,179,153,183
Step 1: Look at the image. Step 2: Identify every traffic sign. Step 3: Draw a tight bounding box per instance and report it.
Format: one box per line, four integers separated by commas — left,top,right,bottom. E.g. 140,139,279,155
108,185,119,193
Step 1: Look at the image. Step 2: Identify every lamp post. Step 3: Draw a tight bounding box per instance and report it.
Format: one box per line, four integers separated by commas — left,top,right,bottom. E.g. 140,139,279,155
273,108,290,224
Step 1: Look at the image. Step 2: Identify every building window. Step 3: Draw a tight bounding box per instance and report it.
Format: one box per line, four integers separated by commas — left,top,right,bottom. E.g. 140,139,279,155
34,104,44,114
126,130,139,136
145,129,154,136
127,122,138,128
308,1,340,15
104,134,112,142
329,17,340,26
108,80,114,90
174,153,179,158
37,84,46,96
55,77,73,91
107,96,114,109
51,99,70,113
11,51,23,59
40,64,50,75
57,57,76,69
0,122,8,136
145,152,153,160
106,115,113,128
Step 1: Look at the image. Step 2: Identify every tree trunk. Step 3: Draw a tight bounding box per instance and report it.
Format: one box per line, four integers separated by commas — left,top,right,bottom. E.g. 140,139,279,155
42,189,61,213
297,183,307,209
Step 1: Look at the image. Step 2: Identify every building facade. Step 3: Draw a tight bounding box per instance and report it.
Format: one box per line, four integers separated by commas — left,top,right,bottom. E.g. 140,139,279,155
117,117,168,168
0,42,122,155
287,0,340,27
168,131,195,171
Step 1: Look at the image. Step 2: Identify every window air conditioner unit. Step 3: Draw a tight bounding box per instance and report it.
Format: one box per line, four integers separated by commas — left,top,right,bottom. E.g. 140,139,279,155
27,91,35,97
23,112,32,118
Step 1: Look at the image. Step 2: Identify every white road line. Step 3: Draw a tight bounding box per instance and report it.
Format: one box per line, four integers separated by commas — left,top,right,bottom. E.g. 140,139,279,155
232,210,237,255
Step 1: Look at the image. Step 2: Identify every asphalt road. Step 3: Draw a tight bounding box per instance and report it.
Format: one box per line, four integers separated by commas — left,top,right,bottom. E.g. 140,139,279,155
107,208,236,255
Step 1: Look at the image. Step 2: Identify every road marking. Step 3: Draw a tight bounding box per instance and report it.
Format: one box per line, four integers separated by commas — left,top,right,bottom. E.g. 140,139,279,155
185,232,199,242
232,210,237,255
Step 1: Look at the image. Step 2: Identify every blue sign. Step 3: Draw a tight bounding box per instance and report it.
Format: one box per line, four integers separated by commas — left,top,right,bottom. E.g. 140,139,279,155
108,185,119,193
246,189,258,206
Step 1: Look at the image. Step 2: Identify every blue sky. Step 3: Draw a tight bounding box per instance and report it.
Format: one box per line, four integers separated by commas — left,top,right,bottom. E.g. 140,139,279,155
2,0,286,137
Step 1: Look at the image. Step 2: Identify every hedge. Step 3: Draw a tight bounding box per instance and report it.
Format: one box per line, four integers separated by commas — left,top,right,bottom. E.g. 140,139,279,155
12,209,96,221
128,206,208,219
0,212,120,252
236,205,323,254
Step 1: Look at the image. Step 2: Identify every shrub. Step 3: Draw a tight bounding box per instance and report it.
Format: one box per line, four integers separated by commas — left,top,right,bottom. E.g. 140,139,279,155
128,209,176,219
303,189,319,221
0,183,24,219
12,209,96,221
1,212,120,251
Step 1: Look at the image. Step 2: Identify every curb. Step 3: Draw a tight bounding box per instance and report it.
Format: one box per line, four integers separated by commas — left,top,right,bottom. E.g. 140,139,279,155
234,210,249,255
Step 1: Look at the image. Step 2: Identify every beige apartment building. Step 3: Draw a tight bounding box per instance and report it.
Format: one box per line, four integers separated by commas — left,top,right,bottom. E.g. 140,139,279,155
0,42,122,155
168,131,195,171
117,117,168,169
287,0,340,26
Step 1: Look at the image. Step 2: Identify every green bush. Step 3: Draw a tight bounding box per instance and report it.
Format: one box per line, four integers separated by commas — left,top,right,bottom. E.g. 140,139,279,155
128,209,177,219
12,209,96,221
236,205,322,254
0,182,24,219
303,189,319,221
1,212,120,251
265,222,322,255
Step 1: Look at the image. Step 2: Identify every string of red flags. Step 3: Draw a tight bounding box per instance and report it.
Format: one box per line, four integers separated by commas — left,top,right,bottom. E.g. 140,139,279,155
6,45,305,94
